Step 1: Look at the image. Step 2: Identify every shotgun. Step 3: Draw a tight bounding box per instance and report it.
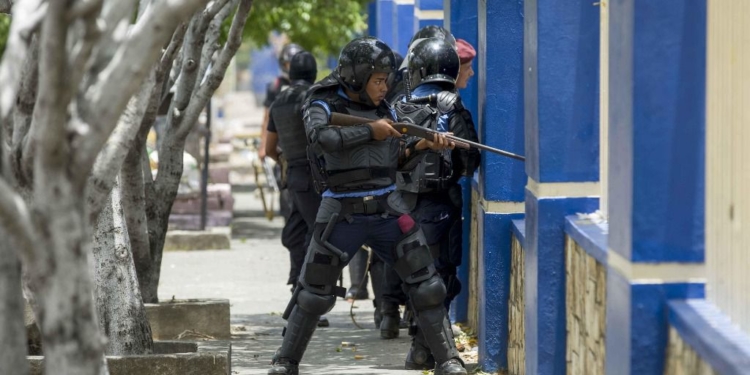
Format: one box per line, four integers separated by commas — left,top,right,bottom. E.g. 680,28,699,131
329,112,526,161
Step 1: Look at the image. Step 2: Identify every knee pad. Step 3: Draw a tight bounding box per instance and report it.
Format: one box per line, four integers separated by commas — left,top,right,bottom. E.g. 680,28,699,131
297,289,336,315
299,233,343,296
392,221,436,284
408,275,447,312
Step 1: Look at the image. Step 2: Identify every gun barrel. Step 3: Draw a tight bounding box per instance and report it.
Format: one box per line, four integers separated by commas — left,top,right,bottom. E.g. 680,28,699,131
329,112,526,161
444,134,526,161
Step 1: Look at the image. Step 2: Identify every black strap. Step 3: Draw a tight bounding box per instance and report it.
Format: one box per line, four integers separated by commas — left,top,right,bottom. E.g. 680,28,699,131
336,194,396,216
304,263,341,286
393,247,434,280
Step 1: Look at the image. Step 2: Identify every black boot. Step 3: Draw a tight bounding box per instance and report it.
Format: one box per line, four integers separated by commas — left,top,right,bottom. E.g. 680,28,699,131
369,260,385,328
416,307,466,375
379,300,401,339
269,306,319,375
345,248,370,300
405,325,435,370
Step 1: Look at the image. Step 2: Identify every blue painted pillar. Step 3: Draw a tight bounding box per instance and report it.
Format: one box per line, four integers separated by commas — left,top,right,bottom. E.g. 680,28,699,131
368,1,377,37
414,0,443,31
523,1,600,375
393,0,415,55
474,0,526,371
376,0,395,48
606,1,707,374
444,0,478,326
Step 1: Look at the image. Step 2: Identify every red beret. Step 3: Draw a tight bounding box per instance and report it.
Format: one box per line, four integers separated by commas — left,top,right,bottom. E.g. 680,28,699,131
456,39,476,64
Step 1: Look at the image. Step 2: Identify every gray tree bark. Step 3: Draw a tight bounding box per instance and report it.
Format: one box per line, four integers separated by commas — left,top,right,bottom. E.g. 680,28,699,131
0,231,30,375
140,0,253,303
93,179,153,355
0,1,214,374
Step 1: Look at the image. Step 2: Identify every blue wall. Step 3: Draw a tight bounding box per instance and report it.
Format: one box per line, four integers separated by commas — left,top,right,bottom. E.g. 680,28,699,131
394,2,415,55
376,0,395,47
444,0,478,326
608,0,706,263
477,0,526,202
524,0,600,183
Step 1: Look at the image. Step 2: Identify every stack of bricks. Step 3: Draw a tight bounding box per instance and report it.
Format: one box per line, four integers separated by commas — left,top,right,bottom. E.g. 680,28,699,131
168,155,234,230
565,236,607,375
508,233,526,375
664,328,717,375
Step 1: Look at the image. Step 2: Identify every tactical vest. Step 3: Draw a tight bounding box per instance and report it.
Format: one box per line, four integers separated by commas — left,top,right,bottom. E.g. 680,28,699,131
269,82,310,165
306,75,400,193
392,99,454,193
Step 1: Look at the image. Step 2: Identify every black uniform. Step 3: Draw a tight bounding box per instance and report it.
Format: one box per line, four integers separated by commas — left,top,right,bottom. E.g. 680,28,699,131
389,37,481,371
267,72,321,287
269,37,466,375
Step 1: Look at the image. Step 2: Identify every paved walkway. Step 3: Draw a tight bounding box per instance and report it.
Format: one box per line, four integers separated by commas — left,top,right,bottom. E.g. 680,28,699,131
158,92,480,374
158,192,420,374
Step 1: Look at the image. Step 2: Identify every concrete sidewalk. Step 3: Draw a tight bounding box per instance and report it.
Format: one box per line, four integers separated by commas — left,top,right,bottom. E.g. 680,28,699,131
157,192,426,374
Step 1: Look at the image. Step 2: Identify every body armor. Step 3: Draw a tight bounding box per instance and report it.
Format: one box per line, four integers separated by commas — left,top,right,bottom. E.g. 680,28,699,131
270,83,312,164
304,73,400,193
393,100,453,193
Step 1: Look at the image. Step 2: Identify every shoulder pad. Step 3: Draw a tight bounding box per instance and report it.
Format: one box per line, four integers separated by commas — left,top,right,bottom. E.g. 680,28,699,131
436,91,460,113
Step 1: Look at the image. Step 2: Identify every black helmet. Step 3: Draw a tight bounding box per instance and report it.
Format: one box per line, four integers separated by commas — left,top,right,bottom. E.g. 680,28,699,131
336,37,396,105
290,51,318,84
408,38,460,89
386,52,404,90
337,37,396,93
278,43,304,73
409,25,456,48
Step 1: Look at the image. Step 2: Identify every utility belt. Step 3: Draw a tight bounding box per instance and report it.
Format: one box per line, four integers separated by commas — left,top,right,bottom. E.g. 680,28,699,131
335,193,398,219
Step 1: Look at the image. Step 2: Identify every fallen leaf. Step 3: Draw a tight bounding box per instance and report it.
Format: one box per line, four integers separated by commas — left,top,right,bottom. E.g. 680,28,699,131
353,355,365,360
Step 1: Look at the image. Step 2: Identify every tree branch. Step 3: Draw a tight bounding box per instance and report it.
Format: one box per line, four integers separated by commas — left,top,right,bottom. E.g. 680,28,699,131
31,0,71,172
88,0,137,75
67,0,103,21
206,0,232,19
0,177,37,264
67,2,104,105
11,37,39,151
170,16,206,114
194,0,233,94
86,70,156,225
0,0,13,14
0,0,46,119
179,0,252,138
72,0,211,183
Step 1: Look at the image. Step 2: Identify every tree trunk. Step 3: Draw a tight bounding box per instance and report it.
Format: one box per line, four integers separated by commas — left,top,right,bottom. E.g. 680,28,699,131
144,134,188,303
0,231,30,375
121,143,157,303
31,184,106,375
93,179,153,355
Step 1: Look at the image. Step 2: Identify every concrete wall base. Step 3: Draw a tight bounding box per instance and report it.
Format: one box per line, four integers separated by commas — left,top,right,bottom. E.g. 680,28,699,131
164,227,231,251
29,341,231,375
146,298,231,340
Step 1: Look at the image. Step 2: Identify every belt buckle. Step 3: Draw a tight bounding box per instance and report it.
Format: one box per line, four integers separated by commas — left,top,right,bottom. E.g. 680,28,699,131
363,195,375,202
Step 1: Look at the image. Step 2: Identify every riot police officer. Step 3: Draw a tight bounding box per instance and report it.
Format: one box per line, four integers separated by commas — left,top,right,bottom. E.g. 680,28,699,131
260,43,304,223
377,25,460,341
265,51,328,326
268,36,467,375
391,37,481,370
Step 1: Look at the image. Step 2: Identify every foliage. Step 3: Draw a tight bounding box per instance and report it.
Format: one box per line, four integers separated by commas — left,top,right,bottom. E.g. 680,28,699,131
0,14,9,57
243,0,370,55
